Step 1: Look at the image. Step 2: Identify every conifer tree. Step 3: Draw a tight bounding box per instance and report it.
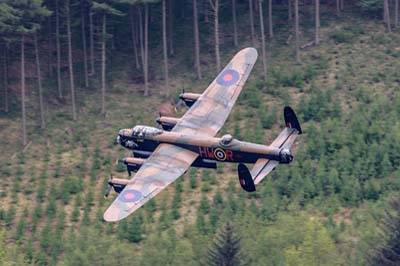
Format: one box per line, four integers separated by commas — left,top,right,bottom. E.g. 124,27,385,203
202,222,243,266
368,197,400,266
6,0,50,146
92,0,123,114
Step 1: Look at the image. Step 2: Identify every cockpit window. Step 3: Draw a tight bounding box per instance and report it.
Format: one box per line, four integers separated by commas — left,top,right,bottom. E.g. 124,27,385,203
220,134,234,146
132,125,163,138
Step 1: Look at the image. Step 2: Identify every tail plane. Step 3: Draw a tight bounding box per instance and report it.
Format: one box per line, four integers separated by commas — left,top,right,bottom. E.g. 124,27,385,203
238,106,302,192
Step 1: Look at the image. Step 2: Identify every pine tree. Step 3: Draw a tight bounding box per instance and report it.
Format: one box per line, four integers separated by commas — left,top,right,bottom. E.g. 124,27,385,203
368,197,400,266
209,0,221,71
5,0,50,146
92,1,124,115
285,218,340,266
127,212,143,243
202,222,243,266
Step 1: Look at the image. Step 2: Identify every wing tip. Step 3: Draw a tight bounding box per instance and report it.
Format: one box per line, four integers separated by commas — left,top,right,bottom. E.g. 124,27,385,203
103,211,122,222
103,205,131,222
240,47,258,60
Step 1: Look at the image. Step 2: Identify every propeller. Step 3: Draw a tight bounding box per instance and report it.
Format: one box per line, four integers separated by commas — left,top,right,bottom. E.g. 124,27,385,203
104,175,114,198
175,89,186,112
156,112,162,129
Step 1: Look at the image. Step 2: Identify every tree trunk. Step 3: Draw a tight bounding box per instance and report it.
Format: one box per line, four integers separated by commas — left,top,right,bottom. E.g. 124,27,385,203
3,47,8,113
21,35,27,147
47,15,53,78
288,0,292,21
129,7,140,70
249,0,256,45
34,33,46,129
384,0,392,32
295,0,300,63
181,0,186,18
101,12,106,114
144,4,149,96
168,0,174,55
340,0,343,10
162,0,169,97
111,24,115,50
204,0,209,22
315,0,320,45
66,0,77,120
232,0,238,46
396,0,399,28
211,0,221,72
193,0,202,79
138,5,145,76
81,0,89,88
56,0,62,99
269,0,274,38
259,0,267,81
336,0,340,14
89,7,95,75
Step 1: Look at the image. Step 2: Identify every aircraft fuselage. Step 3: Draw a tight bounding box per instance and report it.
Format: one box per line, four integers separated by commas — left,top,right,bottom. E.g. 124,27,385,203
117,126,290,164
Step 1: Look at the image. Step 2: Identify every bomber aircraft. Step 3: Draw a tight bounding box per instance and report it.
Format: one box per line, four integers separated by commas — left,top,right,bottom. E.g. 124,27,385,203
103,47,302,222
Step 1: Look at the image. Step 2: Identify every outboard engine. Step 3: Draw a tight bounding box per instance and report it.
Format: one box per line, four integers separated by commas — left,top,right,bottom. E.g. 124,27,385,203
179,92,201,107
156,116,180,131
279,148,293,164
120,157,145,176
104,176,130,198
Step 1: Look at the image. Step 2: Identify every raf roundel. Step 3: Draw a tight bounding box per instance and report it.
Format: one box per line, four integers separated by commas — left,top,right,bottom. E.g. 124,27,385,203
214,148,227,161
119,189,142,203
216,69,240,86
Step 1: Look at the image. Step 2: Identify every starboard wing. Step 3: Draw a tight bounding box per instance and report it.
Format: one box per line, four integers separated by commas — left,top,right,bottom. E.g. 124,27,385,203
171,47,258,136
104,144,198,222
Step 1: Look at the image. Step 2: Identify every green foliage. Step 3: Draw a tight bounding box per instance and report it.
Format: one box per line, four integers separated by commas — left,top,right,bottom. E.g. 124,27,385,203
126,212,143,243
188,168,197,190
202,222,243,266
367,197,400,266
60,228,140,266
284,218,341,266
71,194,81,222
330,29,355,44
1,3,400,265
2,0,50,35
59,175,84,204
359,0,382,13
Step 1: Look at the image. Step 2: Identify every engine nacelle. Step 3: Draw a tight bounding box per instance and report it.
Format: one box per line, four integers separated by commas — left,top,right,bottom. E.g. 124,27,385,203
179,92,201,107
279,148,293,164
104,176,130,197
120,157,145,176
156,116,180,131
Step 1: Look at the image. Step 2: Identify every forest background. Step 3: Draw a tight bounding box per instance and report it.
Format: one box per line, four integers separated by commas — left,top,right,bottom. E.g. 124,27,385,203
0,0,400,265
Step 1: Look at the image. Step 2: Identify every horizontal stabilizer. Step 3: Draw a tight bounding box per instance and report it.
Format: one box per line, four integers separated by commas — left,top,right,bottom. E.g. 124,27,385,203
238,107,302,190
250,159,279,185
238,164,256,192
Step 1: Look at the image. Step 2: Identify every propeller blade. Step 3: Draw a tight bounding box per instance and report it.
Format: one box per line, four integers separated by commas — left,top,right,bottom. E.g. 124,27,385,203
174,89,187,112
104,176,114,198
174,99,185,112
104,184,112,198
156,112,162,128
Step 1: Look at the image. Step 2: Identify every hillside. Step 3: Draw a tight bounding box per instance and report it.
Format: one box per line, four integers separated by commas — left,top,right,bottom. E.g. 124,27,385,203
1,0,400,265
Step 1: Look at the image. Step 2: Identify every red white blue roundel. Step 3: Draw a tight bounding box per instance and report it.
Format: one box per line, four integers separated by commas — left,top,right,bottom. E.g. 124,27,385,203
216,69,240,86
119,189,142,203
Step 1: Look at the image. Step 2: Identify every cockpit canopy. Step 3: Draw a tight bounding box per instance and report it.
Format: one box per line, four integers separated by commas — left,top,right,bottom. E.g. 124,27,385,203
132,125,163,138
220,134,234,146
